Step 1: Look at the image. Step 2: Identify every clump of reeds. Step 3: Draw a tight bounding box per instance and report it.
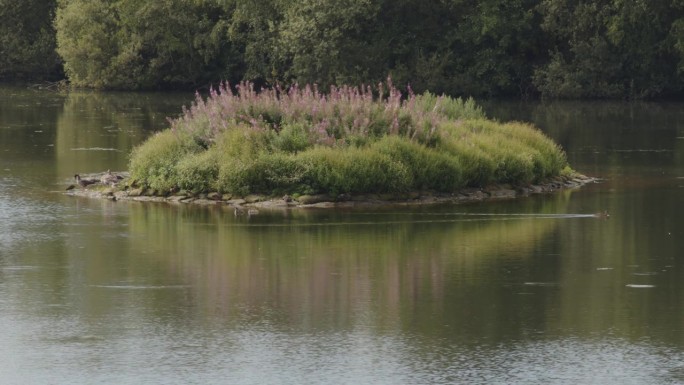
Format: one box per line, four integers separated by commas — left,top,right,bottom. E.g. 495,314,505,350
129,79,569,196
169,78,485,147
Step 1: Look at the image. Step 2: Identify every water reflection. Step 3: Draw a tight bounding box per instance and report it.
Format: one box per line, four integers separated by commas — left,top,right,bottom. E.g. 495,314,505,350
0,86,190,189
126,199,567,319
55,91,189,175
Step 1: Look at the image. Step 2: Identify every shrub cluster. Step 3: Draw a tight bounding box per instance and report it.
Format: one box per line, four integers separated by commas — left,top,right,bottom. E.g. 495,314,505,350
129,81,568,196
45,1,684,98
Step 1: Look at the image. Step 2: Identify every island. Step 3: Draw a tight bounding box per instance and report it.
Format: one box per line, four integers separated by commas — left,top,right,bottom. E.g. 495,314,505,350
66,80,596,208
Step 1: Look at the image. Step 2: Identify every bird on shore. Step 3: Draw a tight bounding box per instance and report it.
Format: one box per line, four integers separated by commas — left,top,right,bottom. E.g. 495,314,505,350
74,174,98,188
100,169,122,185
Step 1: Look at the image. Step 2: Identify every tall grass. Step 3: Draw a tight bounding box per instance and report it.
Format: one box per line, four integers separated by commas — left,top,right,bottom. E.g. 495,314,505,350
169,78,485,147
129,79,569,196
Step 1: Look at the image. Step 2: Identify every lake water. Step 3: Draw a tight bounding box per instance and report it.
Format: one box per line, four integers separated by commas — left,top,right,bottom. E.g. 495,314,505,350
0,86,682,384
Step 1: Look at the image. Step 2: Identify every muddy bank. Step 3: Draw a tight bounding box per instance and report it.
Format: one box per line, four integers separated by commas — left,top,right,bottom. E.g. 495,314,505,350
63,171,599,209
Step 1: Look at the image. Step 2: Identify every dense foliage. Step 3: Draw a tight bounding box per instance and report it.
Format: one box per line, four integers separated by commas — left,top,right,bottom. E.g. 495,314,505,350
128,81,569,196
6,0,684,98
534,0,684,98
54,0,240,89
0,0,61,81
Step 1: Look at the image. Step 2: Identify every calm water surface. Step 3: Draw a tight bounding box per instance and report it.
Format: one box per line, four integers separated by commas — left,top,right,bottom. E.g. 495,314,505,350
0,86,682,384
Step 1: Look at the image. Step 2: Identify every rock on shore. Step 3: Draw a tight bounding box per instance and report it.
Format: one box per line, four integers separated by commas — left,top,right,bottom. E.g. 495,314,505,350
64,171,599,210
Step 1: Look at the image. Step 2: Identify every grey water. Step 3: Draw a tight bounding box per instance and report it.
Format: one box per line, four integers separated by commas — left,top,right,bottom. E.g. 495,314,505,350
0,86,682,384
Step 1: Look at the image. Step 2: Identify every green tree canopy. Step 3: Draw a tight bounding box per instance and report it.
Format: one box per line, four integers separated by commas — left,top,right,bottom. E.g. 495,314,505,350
3,0,678,98
534,0,684,98
0,0,61,81
55,0,239,89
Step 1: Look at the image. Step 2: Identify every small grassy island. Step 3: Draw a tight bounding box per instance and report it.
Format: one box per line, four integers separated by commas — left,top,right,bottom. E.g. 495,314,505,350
70,80,593,207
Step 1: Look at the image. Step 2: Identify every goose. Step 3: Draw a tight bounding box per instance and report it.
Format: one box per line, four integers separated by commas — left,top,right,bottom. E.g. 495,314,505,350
100,169,122,185
234,207,245,216
74,174,98,188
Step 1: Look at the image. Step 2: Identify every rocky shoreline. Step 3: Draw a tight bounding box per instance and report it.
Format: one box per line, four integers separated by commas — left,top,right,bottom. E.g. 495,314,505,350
64,171,599,209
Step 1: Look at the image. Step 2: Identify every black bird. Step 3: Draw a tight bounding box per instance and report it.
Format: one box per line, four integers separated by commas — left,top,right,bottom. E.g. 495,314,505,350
74,174,98,188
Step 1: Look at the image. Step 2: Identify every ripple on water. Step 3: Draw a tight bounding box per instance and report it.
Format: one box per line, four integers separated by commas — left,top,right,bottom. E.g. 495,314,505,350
89,284,191,290
523,282,558,287
1,266,41,272
446,338,684,384
0,183,65,249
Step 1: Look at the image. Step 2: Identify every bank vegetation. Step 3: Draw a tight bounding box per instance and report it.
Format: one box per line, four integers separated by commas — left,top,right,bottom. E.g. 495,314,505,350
127,81,572,198
4,1,684,99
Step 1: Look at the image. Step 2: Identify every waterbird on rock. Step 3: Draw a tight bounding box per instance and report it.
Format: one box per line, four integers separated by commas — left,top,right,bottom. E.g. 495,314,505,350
100,169,122,185
74,174,98,188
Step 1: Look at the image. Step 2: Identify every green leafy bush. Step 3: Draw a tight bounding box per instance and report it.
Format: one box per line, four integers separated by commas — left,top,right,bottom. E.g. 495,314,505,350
372,136,463,191
216,152,310,195
272,123,312,154
298,146,412,195
128,130,201,192
175,150,219,193
129,80,570,196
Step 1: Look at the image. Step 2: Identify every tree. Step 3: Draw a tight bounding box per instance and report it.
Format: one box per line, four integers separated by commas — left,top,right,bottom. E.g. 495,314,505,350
0,0,61,81
55,0,119,88
227,0,284,85
446,0,546,97
276,0,382,88
55,0,238,89
534,0,684,99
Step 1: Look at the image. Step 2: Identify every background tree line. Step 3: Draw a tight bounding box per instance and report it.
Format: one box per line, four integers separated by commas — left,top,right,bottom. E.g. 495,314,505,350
3,0,684,99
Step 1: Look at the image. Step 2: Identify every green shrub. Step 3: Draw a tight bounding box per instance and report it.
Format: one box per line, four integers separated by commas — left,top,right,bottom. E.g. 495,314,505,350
436,122,496,187
129,130,202,192
215,159,251,196
175,150,219,193
437,119,568,186
214,125,272,161
460,120,568,182
372,136,463,191
216,152,311,195
272,122,312,154
299,146,412,195
213,126,275,194
498,121,568,180
450,143,496,187
470,135,536,184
